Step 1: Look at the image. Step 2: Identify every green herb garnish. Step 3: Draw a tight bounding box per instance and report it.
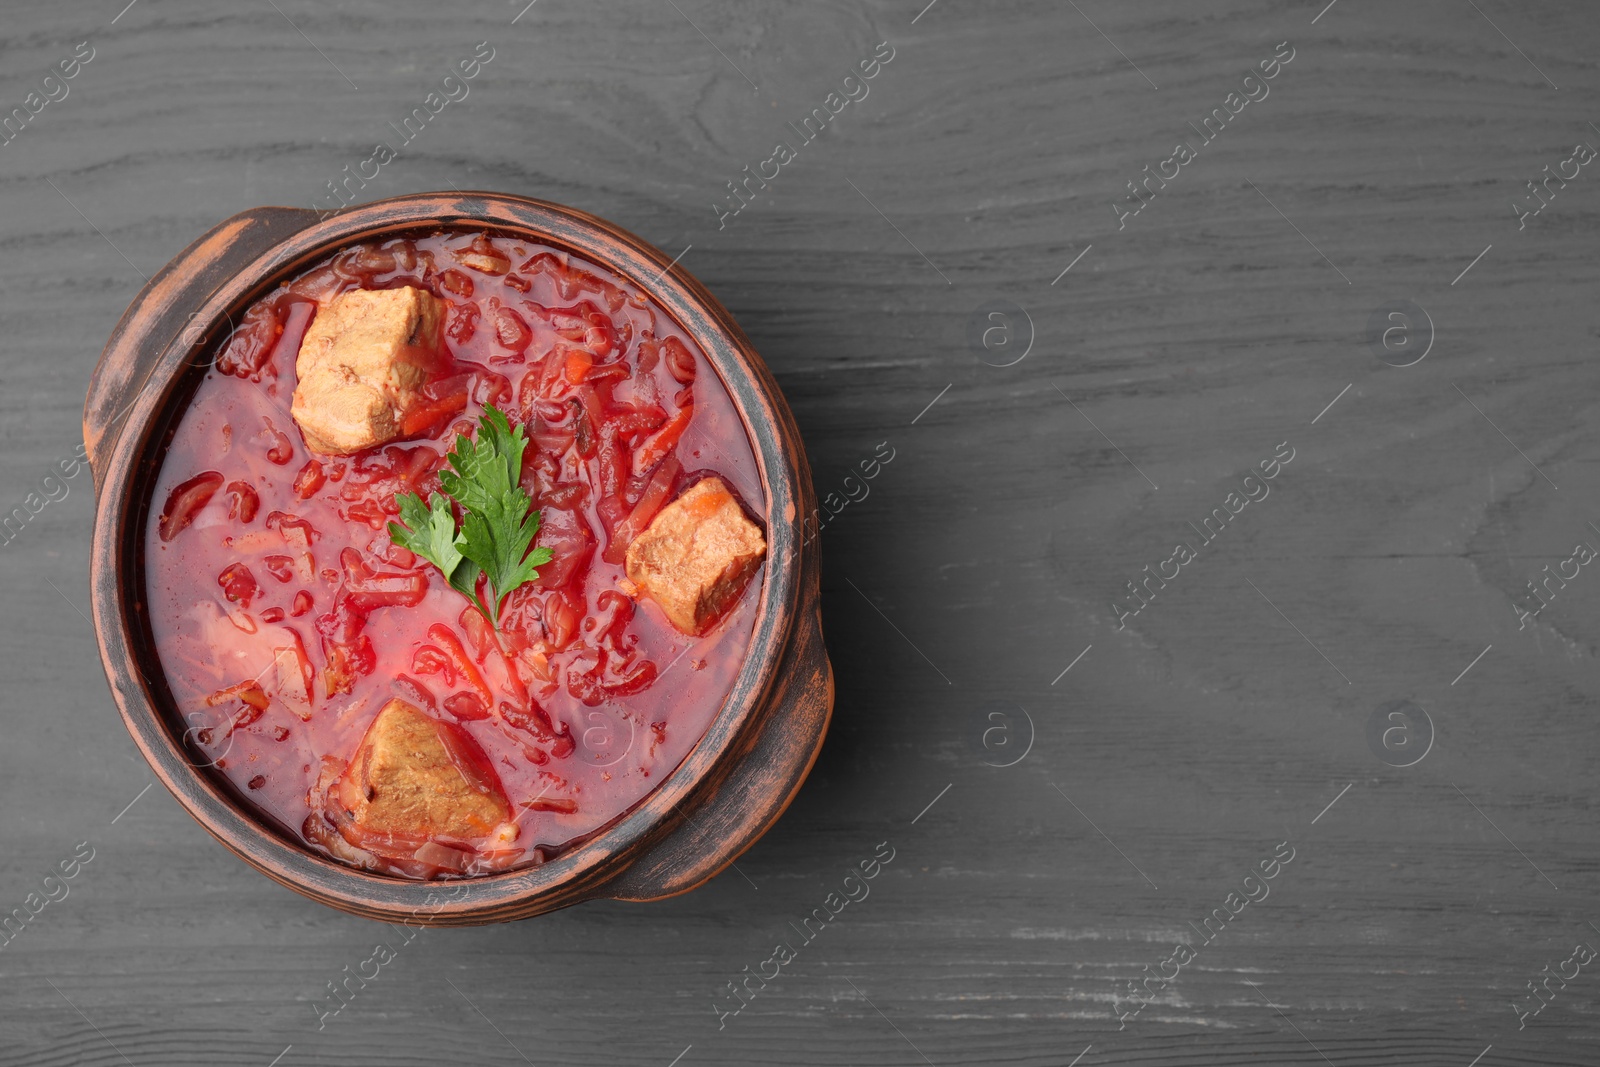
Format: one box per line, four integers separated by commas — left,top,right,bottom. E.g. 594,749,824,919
389,405,552,630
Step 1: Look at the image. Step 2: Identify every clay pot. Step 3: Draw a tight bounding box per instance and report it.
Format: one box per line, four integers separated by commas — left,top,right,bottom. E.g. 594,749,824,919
83,192,832,924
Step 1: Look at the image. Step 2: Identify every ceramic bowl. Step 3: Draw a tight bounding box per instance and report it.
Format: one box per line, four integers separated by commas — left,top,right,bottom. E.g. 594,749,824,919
83,192,832,924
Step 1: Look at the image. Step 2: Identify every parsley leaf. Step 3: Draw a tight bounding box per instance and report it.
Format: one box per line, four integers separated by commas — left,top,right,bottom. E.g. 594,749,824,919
389,491,489,623
388,405,552,629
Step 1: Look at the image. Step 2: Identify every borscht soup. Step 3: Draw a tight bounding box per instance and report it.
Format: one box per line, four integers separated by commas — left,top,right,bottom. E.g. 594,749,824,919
144,230,767,880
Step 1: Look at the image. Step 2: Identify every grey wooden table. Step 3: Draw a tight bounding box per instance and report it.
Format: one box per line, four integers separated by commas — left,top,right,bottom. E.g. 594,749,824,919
4,0,1600,1063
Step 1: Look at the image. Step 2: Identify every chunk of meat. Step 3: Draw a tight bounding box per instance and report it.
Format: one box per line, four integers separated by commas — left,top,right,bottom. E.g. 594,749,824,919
624,477,766,635
336,698,510,842
291,287,446,455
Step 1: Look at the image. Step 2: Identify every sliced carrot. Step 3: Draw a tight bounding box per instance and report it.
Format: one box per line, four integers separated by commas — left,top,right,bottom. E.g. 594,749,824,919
603,455,680,564
633,403,692,475
401,391,468,436
205,679,269,710
564,349,593,384
452,607,529,707
427,623,492,707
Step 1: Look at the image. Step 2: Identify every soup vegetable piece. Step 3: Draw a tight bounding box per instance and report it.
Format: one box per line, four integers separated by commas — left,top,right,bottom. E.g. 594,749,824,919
146,231,768,879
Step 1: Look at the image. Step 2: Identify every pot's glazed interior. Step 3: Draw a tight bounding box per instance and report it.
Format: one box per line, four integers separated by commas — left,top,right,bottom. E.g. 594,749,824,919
85,193,832,923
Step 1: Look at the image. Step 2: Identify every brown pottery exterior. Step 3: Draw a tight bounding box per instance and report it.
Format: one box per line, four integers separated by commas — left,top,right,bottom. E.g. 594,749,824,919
83,192,832,925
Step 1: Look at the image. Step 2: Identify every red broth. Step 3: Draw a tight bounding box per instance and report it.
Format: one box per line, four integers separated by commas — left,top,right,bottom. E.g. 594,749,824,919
144,231,765,879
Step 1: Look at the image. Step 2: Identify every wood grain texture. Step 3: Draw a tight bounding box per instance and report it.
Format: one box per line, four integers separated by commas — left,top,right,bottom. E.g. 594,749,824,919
4,0,1600,1063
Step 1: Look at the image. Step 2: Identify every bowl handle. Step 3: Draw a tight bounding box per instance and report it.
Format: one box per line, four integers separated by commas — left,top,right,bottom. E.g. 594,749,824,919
603,594,835,903
82,206,323,492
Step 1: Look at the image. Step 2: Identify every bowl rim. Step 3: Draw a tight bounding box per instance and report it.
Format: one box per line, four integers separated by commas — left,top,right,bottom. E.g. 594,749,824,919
88,192,802,920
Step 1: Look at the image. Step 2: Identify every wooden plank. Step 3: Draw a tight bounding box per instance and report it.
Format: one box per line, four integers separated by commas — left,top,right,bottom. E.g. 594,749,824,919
3,0,1600,1063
